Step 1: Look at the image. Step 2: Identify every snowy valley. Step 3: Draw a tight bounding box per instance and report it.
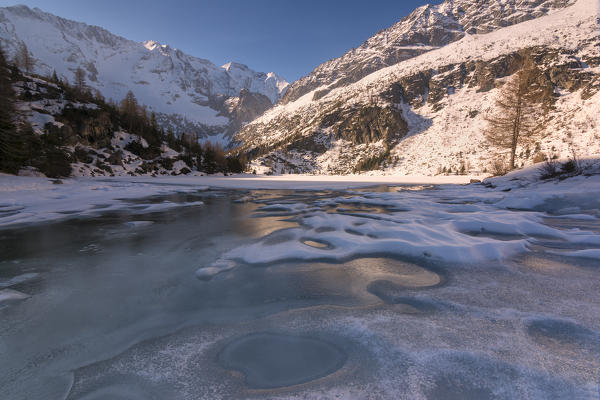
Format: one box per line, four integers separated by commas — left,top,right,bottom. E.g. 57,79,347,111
1,1,600,399
0,0,598,178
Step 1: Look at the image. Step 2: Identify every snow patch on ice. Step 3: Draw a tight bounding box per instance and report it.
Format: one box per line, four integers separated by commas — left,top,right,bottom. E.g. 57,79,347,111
0,273,39,289
0,289,30,303
196,259,237,281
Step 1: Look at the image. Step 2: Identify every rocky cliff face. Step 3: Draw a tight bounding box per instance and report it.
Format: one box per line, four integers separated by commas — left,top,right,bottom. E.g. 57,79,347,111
236,0,600,175
321,105,408,146
224,89,274,134
0,5,288,142
281,0,576,105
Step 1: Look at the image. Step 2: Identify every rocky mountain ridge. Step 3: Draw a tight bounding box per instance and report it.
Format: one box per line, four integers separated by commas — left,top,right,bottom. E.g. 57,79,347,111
0,5,288,142
281,0,576,105
235,0,600,175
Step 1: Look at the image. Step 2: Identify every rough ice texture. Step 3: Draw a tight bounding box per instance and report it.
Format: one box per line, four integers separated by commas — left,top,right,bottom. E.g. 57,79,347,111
2,167,600,399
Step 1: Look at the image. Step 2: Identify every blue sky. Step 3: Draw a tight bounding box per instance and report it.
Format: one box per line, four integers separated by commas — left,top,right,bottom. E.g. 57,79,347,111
0,0,432,81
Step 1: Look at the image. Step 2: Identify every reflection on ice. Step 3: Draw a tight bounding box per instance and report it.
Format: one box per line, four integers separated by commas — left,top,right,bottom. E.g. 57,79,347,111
236,204,300,238
301,238,332,249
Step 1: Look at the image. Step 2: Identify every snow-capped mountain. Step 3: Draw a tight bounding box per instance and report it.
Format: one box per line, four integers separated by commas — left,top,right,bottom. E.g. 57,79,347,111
0,5,288,141
236,0,600,175
281,0,576,104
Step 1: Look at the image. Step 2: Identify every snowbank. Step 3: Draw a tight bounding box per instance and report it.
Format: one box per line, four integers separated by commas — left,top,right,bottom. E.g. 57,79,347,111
3,171,599,270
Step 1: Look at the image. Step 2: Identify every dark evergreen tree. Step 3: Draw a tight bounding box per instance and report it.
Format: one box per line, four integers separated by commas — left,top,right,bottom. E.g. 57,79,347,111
150,112,158,131
120,90,139,133
0,47,26,173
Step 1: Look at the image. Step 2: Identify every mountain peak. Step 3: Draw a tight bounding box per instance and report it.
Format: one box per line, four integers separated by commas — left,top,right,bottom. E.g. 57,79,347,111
2,4,44,20
222,62,250,72
143,40,160,51
5,4,33,13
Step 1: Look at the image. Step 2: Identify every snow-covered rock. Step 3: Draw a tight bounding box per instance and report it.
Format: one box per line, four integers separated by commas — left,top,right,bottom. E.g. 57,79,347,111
235,0,600,175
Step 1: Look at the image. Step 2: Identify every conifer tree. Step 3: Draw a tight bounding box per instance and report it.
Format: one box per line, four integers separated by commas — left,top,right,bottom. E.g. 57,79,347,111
120,90,139,133
0,47,25,173
150,112,158,131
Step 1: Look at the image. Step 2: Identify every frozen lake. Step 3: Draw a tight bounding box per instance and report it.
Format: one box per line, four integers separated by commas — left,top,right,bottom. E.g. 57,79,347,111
1,182,599,399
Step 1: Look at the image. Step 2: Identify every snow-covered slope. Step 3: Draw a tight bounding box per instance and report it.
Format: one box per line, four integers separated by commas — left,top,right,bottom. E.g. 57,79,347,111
236,0,600,175
281,0,576,104
0,5,288,140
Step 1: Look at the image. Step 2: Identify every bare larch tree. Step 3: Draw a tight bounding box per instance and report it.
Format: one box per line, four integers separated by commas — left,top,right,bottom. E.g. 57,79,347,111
485,62,543,170
15,42,34,74
74,67,87,92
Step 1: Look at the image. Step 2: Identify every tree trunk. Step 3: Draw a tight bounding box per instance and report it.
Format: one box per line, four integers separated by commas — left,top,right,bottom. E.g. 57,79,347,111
510,140,517,170
510,92,523,170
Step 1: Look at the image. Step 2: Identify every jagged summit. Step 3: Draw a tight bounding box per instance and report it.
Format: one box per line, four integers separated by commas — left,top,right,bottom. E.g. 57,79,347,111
0,4,289,141
2,4,131,48
281,0,576,104
143,40,162,51
222,62,250,71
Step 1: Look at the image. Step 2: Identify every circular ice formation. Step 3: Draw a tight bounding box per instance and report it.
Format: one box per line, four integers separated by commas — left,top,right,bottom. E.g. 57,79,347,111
217,332,346,389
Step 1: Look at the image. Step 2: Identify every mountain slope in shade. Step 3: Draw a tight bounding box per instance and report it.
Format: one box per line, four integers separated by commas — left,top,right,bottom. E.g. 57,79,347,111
0,5,288,141
281,0,576,104
235,0,600,175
